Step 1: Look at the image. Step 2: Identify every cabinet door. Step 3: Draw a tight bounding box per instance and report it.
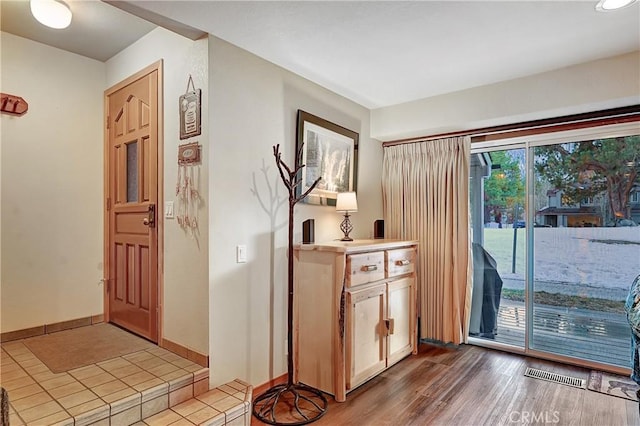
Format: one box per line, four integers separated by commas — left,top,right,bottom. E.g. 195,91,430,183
387,277,415,366
346,283,387,390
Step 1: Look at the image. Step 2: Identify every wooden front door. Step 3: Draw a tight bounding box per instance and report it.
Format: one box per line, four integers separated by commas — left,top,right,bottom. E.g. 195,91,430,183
105,63,161,342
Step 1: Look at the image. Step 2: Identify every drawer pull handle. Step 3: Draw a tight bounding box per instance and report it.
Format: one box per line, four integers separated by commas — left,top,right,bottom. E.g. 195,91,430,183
395,259,410,266
360,265,378,272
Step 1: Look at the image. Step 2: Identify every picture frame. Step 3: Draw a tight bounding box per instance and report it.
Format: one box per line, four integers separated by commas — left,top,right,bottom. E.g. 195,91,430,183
295,110,359,206
179,89,201,140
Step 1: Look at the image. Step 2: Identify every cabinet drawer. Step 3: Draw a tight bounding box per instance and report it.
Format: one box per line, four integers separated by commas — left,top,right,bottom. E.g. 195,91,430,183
385,248,416,278
346,252,385,288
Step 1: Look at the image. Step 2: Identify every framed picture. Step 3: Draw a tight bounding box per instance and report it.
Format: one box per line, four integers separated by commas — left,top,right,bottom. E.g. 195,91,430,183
295,110,359,205
179,89,201,140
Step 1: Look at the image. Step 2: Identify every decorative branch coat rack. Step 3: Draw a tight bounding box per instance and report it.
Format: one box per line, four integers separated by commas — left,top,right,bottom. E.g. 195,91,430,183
252,144,327,425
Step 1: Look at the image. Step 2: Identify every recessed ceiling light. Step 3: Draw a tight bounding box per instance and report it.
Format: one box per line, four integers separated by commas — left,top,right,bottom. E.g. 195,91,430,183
596,0,638,11
30,0,72,29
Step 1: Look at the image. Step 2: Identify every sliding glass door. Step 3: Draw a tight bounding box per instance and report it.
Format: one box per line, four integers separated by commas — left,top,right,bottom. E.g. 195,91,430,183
469,146,526,348
469,129,639,370
530,137,638,366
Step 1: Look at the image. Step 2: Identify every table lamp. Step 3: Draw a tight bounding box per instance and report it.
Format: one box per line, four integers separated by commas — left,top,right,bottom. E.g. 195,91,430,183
336,192,358,241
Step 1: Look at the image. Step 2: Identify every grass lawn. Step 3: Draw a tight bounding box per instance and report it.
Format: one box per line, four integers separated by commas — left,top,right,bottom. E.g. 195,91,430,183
479,226,640,312
482,228,526,277
480,226,639,287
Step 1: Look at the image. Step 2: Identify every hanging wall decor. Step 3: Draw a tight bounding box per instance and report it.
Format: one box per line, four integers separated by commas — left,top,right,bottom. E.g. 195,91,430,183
179,75,201,140
176,142,202,232
1,93,28,116
178,142,201,164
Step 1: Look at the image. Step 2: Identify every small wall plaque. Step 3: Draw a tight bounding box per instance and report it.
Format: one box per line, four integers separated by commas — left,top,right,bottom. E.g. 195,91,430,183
179,76,201,140
178,142,201,165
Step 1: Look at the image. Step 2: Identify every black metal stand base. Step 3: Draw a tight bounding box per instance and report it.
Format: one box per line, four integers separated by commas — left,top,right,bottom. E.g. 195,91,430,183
252,382,328,425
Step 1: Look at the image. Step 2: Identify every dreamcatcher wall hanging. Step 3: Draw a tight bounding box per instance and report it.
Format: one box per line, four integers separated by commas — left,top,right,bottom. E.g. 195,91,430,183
176,142,202,233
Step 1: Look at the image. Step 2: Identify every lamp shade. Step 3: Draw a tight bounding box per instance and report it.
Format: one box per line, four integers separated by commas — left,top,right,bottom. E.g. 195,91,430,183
31,0,72,29
336,192,358,212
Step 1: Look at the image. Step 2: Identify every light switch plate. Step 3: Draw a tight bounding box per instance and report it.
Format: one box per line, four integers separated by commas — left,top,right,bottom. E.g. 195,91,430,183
237,245,247,263
165,201,174,219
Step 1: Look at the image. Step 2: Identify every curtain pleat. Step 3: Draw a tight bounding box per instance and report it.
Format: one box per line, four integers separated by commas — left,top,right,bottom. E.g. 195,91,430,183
382,137,471,344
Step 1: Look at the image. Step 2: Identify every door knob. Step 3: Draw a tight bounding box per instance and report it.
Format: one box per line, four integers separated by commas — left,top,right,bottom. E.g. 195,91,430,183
143,205,156,227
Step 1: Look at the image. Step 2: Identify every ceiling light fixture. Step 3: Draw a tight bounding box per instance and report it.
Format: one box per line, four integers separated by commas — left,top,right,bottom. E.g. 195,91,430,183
30,0,72,29
596,0,638,11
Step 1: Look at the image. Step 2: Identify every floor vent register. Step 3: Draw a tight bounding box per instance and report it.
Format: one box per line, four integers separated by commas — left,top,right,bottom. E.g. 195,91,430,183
524,367,587,389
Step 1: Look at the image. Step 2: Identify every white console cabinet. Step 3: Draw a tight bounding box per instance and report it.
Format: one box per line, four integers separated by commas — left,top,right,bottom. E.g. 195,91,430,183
293,239,418,402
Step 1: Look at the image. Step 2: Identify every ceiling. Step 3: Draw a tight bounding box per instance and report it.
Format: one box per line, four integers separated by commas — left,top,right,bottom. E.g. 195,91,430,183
2,1,639,109
0,0,156,62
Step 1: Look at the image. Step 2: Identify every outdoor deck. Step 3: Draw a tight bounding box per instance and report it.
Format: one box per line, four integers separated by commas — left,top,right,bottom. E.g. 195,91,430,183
482,299,631,368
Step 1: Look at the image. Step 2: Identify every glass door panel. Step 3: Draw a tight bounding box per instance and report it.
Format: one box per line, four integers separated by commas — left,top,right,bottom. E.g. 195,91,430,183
469,148,526,347
530,137,639,366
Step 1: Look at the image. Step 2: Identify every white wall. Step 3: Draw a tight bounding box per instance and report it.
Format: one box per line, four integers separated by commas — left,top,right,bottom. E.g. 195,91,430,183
371,51,640,141
106,28,209,355
0,33,105,331
208,35,382,386
8,18,631,389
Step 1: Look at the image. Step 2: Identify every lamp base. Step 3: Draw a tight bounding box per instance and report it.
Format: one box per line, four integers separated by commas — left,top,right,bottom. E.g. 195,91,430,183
339,213,354,242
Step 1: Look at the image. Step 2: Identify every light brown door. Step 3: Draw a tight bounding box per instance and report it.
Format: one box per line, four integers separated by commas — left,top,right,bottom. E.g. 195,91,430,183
105,64,160,342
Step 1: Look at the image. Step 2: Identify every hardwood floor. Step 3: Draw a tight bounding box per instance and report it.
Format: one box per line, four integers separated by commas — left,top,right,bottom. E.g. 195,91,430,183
252,343,638,425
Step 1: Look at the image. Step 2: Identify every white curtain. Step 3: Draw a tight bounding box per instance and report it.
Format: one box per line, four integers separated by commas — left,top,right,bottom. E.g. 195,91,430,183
382,137,472,344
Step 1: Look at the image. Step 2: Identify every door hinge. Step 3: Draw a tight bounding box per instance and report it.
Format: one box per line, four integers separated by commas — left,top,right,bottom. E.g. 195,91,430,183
106,115,110,129
106,198,111,211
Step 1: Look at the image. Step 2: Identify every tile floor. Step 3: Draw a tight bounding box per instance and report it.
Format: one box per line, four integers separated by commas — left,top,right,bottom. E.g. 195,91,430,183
1,335,252,425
